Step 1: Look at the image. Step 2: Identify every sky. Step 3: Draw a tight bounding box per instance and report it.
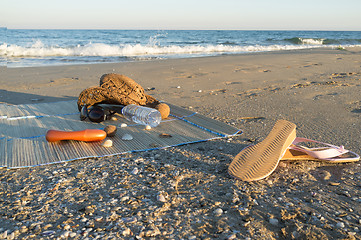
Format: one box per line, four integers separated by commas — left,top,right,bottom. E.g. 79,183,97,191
1,0,361,30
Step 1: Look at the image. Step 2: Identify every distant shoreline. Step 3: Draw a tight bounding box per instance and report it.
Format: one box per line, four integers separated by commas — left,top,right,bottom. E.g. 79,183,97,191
3,28,361,31
2,29,361,68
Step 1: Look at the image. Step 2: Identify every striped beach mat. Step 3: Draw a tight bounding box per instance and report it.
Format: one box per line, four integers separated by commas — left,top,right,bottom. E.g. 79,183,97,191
0,101,241,169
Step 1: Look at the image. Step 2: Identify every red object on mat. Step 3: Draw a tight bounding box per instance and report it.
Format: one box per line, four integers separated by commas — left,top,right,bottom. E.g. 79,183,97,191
46,129,106,142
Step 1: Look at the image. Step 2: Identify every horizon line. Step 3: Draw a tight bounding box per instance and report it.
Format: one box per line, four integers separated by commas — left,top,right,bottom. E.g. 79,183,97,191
2,27,361,32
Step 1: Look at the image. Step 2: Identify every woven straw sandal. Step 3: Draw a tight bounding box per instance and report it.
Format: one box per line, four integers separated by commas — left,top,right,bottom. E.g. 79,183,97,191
77,73,160,111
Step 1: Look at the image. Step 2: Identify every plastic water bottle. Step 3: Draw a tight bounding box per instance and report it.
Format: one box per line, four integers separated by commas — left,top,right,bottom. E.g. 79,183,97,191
121,104,161,127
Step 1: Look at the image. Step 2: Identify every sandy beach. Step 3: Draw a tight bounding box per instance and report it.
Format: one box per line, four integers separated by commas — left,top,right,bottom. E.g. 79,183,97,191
1,47,361,239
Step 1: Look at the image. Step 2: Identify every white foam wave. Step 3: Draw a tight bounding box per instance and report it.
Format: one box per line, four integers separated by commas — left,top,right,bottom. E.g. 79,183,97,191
1,40,358,59
300,38,325,45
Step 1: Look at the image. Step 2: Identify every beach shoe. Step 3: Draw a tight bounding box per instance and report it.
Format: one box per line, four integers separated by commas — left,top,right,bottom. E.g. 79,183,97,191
77,86,113,111
77,86,146,111
228,119,296,181
99,73,151,106
77,85,141,111
100,73,165,110
281,137,360,163
77,73,170,119
78,74,158,110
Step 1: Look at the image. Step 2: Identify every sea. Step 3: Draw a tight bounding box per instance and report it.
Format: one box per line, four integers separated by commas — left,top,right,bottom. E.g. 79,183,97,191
1,29,361,68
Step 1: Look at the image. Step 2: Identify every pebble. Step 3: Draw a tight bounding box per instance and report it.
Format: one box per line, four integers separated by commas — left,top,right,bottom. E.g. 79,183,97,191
269,218,279,226
227,233,237,240
104,125,117,137
122,216,137,223
8,232,15,240
145,125,152,130
157,194,167,202
278,162,287,168
292,231,300,238
131,167,139,175
336,222,345,228
63,225,71,230
102,139,113,148
61,231,70,238
1,231,7,239
20,226,28,233
176,86,181,89
134,157,145,163
122,228,132,236
121,196,130,202
238,207,249,212
119,123,128,128
122,133,133,140
213,208,223,216
85,206,94,214
43,224,53,230
322,170,331,180
34,225,41,232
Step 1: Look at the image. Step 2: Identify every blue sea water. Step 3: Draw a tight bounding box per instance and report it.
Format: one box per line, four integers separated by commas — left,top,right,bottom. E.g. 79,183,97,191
1,28,361,68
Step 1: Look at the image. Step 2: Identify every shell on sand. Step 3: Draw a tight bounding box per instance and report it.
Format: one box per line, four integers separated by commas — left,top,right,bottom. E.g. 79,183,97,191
102,139,113,148
122,133,133,141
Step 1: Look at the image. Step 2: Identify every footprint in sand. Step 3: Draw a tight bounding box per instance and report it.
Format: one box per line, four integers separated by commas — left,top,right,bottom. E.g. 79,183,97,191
49,77,79,85
234,68,250,73
224,81,242,85
303,63,322,68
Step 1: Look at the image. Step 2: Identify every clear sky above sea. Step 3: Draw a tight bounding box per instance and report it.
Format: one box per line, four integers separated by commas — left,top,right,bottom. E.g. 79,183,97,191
1,0,361,30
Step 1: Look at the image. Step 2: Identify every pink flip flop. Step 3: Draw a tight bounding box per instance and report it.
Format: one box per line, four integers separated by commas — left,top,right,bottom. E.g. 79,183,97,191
282,137,360,163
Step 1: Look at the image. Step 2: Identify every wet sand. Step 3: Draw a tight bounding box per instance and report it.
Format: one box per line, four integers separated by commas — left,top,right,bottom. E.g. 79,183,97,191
1,47,361,239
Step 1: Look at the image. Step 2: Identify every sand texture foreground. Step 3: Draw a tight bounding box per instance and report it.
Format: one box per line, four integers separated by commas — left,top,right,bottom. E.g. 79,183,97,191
0,48,361,239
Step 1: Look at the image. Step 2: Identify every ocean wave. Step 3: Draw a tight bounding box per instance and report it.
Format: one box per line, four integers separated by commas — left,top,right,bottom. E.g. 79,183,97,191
285,37,326,45
0,40,340,58
283,37,361,45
